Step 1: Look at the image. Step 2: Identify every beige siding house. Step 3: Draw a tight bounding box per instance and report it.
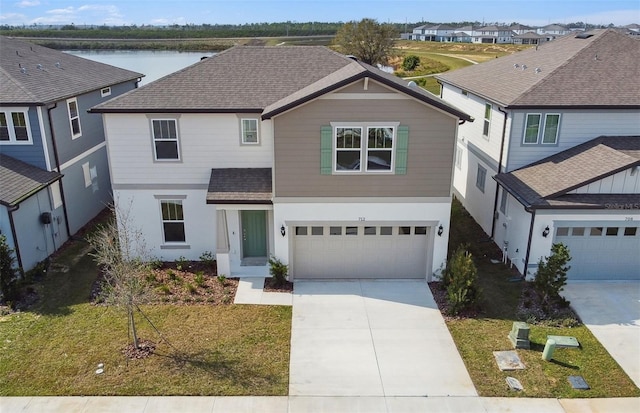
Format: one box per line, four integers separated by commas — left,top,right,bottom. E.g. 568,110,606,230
93,46,471,280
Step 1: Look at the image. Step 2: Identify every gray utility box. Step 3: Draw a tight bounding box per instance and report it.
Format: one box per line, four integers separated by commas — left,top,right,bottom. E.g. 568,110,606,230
508,321,531,349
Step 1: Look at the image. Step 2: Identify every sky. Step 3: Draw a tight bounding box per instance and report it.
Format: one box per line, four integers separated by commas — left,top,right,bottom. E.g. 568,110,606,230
0,0,639,27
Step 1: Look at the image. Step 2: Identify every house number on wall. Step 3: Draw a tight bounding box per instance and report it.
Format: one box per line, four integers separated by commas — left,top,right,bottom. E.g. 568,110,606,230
358,217,366,221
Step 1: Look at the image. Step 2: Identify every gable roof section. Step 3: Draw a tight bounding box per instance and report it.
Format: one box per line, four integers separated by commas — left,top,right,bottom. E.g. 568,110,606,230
0,36,143,105
0,154,62,206
436,30,640,108
206,168,272,204
495,136,640,210
92,46,471,122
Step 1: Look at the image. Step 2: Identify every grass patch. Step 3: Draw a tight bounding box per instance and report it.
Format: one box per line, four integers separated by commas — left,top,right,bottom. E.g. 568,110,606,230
443,198,640,398
0,229,291,396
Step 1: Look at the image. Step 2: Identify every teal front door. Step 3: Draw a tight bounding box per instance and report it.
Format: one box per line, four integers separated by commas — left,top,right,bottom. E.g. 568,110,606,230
241,210,267,257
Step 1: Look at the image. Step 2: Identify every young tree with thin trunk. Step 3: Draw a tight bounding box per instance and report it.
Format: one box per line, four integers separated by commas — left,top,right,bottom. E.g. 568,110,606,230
89,204,152,349
333,18,397,65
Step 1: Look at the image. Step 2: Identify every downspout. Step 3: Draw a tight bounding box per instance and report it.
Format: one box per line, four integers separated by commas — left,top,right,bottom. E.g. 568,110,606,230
523,207,536,279
46,103,71,239
7,205,23,269
490,106,509,239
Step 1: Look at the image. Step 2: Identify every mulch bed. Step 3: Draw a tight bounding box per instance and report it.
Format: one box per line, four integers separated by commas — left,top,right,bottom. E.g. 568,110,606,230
428,281,480,320
263,277,293,293
122,339,156,359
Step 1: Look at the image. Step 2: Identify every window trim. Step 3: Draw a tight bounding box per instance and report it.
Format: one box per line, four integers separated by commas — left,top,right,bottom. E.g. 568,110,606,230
150,118,181,162
331,121,399,175
0,109,33,144
240,118,260,145
499,188,508,214
522,113,561,146
523,113,541,144
159,199,186,244
100,87,112,97
67,97,82,139
482,103,491,139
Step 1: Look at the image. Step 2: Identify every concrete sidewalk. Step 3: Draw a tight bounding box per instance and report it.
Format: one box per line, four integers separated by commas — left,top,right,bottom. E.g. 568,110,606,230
3,395,639,412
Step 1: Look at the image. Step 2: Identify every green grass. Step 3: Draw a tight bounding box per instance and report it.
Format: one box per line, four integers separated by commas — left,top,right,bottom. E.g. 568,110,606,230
446,199,640,398
0,239,291,396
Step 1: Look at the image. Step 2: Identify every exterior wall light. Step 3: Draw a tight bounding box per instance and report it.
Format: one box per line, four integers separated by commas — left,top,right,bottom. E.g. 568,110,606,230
542,226,550,238
280,225,286,237
437,224,444,237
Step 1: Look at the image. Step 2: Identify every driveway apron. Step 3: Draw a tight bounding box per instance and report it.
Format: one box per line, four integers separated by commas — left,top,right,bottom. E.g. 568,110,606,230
562,281,640,388
289,279,477,397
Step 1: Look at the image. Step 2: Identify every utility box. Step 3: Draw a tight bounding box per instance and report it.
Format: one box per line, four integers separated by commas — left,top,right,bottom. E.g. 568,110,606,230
508,321,530,349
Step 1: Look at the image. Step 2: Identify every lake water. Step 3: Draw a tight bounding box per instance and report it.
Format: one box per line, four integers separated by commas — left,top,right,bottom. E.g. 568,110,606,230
64,50,214,85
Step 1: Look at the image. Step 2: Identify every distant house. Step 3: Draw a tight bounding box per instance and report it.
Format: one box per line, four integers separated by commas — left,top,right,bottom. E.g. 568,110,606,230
509,24,536,35
471,25,514,44
0,37,142,271
91,46,472,281
512,32,548,45
410,24,456,41
437,30,640,280
537,24,571,40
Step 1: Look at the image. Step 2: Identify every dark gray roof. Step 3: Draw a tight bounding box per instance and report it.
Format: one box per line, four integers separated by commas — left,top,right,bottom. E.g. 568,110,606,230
495,136,640,210
92,46,472,122
0,154,62,206
0,36,143,105
206,168,272,204
437,29,640,108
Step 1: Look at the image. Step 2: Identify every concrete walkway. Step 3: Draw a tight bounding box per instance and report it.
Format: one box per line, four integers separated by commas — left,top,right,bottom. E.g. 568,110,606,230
289,280,476,397
233,277,292,306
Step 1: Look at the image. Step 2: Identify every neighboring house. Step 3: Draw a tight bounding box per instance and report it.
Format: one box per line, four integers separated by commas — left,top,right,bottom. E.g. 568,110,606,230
91,46,472,281
537,24,571,40
509,24,536,35
436,29,640,280
471,25,514,44
0,36,142,271
512,32,548,45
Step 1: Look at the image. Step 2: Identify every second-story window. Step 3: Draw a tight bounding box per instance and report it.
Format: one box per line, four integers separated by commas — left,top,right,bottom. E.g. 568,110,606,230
0,110,31,144
523,113,561,145
483,103,491,139
241,118,259,144
152,119,180,161
67,98,82,139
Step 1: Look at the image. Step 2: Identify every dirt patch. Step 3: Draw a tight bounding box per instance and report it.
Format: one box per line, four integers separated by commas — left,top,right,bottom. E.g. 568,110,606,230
122,339,156,359
263,277,293,293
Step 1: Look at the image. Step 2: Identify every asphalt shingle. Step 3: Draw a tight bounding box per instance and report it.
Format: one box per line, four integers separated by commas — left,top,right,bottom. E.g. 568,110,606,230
206,168,272,204
0,154,62,206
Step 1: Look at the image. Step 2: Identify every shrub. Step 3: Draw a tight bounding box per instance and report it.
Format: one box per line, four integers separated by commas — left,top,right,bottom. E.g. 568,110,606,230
442,245,480,315
0,235,19,306
185,282,197,294
402,54,420,71
199,251,215,268
534,243,571,311
216,274,226,285
156,284,171,295
268,256,288,286
194,271,206,287
175,256,188,271
148,257,163,270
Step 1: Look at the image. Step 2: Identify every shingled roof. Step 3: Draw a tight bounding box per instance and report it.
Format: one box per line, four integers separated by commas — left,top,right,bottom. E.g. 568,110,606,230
437,29,640,108
0,154,62,206
206,168,272,204
494,136,640,210
0,36,143,105
91,46,472,122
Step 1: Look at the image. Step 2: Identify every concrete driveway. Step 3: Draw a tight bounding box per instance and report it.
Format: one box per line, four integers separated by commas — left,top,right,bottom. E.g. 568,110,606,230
562,281,640,388
289,279,477,397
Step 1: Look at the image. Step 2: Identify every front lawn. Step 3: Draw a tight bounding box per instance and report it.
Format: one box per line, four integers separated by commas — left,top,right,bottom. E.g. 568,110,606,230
0,235,291,396
442,199,640,398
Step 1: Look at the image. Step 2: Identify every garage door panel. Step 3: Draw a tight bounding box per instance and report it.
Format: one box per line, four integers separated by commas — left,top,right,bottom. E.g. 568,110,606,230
555,222,640,280
293,225,429,279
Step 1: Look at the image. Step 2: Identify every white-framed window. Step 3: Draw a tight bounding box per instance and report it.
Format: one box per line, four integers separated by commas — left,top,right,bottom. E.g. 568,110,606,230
151,119,180,161
523,113,541,144
483,103,491,139
160,200,186,243
67,97,82,139
0,110,32,144
100,87,112,97
334,124,395,173
542,114,560,144
476,164,487,193
455,146,463,170
523,113,561,145
240,118,259,144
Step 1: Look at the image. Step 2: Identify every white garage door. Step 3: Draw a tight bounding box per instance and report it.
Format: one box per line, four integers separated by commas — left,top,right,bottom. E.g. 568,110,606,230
292,224,430,279
554,223,640,280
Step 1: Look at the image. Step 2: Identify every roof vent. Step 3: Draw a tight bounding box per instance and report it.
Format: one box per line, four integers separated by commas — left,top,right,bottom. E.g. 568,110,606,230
575,32,594,39
521,64,527,70
513,63,519,68
535,67,541,73
20,67,27,74
55,62,61,68
407,81,417,88
37,64,43,70
345,55,358,61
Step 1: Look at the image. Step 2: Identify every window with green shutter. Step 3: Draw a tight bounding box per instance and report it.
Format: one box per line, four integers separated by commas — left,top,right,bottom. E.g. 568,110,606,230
320,125,333,175
395,125,409,175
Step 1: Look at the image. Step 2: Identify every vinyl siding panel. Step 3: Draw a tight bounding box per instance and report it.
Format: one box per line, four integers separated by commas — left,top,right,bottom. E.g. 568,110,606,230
570,168,640,194
0,106,47,170
273,95,458,197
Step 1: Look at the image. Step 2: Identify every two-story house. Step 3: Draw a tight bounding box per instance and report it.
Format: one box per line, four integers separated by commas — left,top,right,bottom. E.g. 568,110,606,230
0,36,142,271
436,29,640,280
471,25,514,44
537,24,571,40
91,46,472,281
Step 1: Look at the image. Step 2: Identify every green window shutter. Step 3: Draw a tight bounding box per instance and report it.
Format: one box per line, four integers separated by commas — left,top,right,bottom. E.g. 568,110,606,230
395,125,409,175
320,125,333,175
